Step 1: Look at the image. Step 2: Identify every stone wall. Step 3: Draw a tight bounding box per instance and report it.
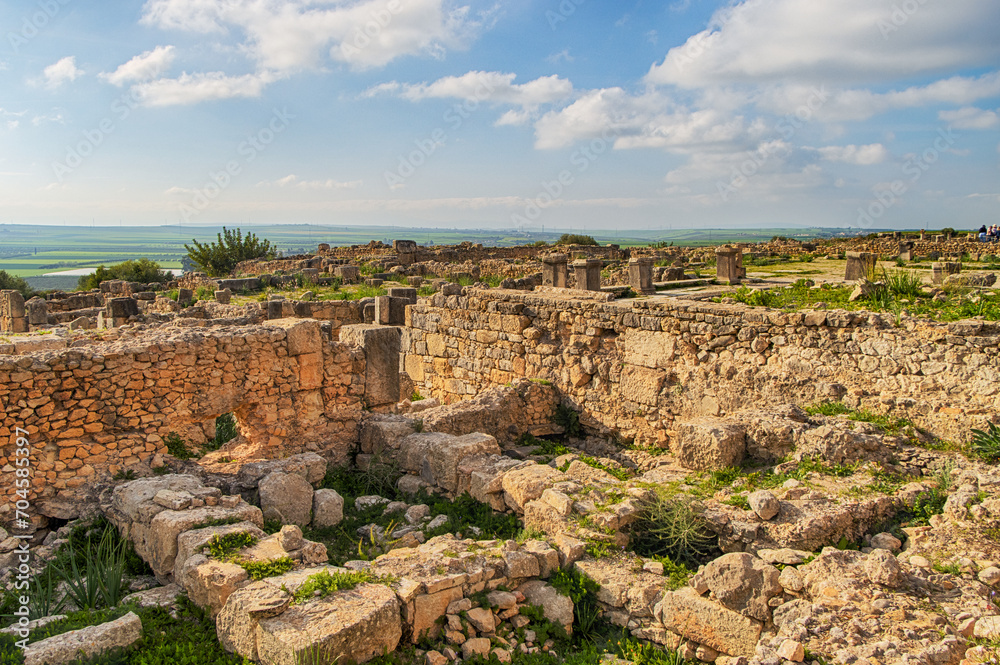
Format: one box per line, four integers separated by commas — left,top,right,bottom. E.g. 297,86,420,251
402,288,1000,446
0,319,402,508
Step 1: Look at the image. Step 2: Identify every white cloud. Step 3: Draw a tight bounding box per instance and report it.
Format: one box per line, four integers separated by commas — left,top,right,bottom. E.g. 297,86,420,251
812,144,888,165
0,108,26,131
647,0,1000,87
532,88,764,151
101,46,176,86
32,111,65,126
258,174,364,190
754,72,1000,122
545,49,573,65
374,71,572,107
133,71,275,106
939,106,1000,130
140,0,493,72
40,56,83,90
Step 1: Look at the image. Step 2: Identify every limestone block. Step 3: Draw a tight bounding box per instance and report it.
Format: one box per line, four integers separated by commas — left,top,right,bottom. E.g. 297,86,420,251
173,521,266,581
259,471,315,527
654,588,762,657
412,586,464,641
398,432,500,493
517,580,573,635
672,418,746,471
312,489,345,528
501,464,565,512
694,553,781,621
267,318,323,356
178,554,249,616
22,611,143,665
340,324,401,407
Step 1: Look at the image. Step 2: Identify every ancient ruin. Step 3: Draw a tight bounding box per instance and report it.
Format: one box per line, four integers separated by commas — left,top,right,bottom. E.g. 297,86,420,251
2,233,1000,665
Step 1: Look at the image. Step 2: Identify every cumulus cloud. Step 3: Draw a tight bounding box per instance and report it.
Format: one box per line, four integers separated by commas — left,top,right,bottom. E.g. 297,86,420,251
40,56,83,90
140,0,492,72
939,106,1000,130
133,71,276,106
372,71,571,105
647,0,1000,87
812,144,888,165
101,46,176,86
532,88,765,151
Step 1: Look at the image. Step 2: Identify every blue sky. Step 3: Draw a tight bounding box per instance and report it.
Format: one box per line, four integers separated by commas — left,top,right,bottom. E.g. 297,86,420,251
1,0,998,231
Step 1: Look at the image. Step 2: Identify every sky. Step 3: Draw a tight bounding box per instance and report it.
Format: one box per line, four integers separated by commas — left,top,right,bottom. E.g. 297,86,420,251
0,0,999,232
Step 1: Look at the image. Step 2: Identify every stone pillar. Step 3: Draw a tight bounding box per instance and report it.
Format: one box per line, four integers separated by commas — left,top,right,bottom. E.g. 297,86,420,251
715,247,742,285
0,290,28,333
919,230,926,241
572,259,602,291
335,266,360,283
375,296,407,326
893,231,901,240
387,287,417,305
340,324,401,408
25,296,48,326
177,288,194,305
215,289,232,304
628,257,655,295
301,268,320,284
105,297,139,327
542,254,569,288
898,242,914,262
394,240,418,266
844,252,877,281
267,296,284,320
934,235,945,243
931,262,961,284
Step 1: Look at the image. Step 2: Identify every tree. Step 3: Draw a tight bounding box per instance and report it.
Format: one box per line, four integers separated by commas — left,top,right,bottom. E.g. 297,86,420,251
185,227,276,277
0,270,36,298
77,258,170,291
556,233,599,246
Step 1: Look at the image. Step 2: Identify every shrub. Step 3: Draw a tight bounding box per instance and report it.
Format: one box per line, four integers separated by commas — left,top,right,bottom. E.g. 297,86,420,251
50,522,130,610
185,227,276,277
77,258,170,291
553,404,583,438
0,270,36,299
238,556,295,580
556,234,598,246
882,268,924,299
164,432,195,460
207,532,257,560
971,422,1000,463
630,491,717,565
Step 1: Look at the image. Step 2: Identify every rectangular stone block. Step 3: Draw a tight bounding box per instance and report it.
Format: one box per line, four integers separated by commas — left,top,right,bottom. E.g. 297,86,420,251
654,589,762,657
844,251,877,281
340,324,401,407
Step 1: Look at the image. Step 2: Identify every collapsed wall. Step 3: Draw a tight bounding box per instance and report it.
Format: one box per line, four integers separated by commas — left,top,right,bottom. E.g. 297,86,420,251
0,319,401,512
402,288,1000,446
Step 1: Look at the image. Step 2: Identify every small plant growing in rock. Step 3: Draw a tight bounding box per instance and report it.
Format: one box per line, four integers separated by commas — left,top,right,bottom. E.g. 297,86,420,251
553,403,583,438
971,421,1000,463
412,418,424,433
207,532,257,560
164,432,195,459
410,389,424,401
630,490,717,565
239,556,295,580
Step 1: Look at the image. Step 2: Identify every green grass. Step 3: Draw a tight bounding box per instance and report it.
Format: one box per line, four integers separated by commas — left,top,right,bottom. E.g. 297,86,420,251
292,569,396,603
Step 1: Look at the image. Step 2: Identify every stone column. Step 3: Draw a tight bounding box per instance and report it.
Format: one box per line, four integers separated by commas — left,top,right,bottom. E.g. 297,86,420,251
215,289,232,304
572,259,602,291
542,254,569,288
931,262,961,284
628,257,655,295
375,296,407,325
919,230,926,241
715,247,742,285
25,296,49,326
105,297,139,327
0,290,28,333
898,242,914,262
340,324,401,408
844,252,877,281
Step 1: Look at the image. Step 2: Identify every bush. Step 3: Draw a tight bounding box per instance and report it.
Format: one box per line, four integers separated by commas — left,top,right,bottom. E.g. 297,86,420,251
882,269,924,299
0,270,36,299
971,422,1000,463
556,234,598,246
50,522,130,610
77,258,170,291
630,491,717,565
553,404,583,438
185,227,276,277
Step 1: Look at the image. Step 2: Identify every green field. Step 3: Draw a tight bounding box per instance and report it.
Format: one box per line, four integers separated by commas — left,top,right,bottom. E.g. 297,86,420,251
0,223,853,291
